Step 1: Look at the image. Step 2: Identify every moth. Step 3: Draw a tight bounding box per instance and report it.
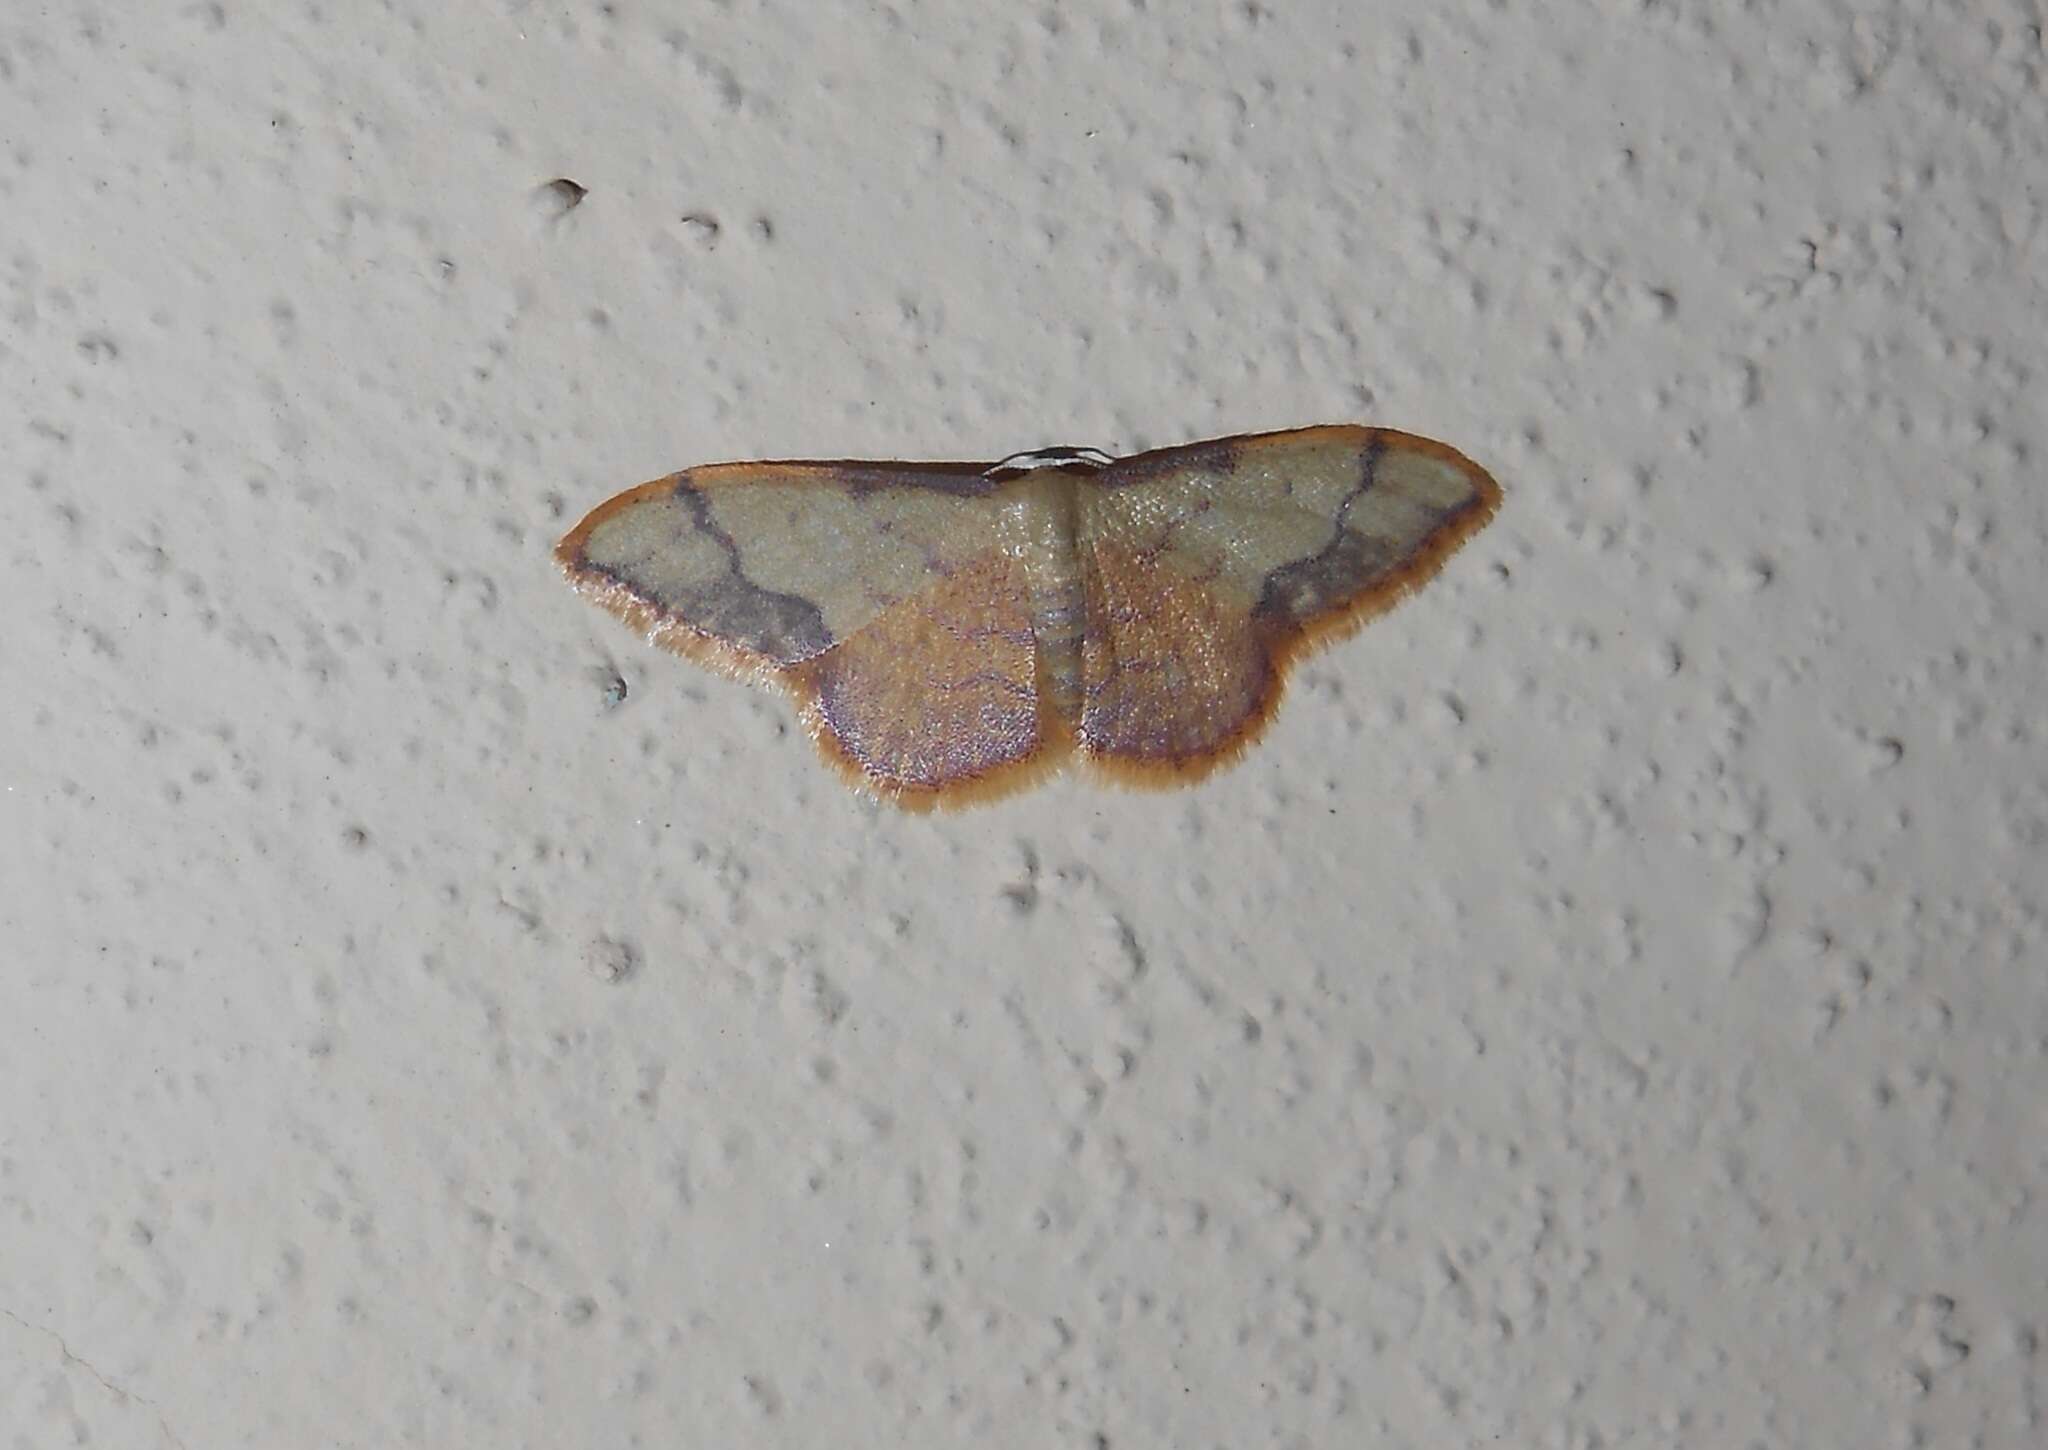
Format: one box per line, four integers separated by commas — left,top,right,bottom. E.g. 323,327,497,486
556,424,1502,809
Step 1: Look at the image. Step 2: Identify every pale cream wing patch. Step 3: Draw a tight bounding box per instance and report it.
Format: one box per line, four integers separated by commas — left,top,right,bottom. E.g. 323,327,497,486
556,463,1011,676
1086,426,1499,630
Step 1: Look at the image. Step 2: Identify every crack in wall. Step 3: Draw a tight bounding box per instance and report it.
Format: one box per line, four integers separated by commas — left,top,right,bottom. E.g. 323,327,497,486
1,1305,189,1450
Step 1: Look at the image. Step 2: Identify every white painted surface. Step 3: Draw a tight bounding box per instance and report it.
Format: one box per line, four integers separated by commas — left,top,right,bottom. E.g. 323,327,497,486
3,3,2042,1446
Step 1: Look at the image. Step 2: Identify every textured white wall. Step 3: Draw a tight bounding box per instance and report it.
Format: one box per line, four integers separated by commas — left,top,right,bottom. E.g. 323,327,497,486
3,2,2042,1446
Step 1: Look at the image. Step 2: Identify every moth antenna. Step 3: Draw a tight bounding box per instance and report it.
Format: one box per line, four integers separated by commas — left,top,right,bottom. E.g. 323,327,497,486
983,446,1116,477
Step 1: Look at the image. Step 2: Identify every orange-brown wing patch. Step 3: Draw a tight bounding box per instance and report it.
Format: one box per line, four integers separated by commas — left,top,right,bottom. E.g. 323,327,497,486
785,548,1065,810
1074,537,1268,779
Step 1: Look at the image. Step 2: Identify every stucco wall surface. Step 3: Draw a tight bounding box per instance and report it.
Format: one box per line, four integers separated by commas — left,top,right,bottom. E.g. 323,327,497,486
3,3,2044,1447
